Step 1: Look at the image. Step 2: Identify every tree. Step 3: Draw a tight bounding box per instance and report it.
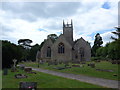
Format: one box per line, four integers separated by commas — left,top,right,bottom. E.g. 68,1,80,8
28,44,40,61
18,39,32,49
2,40,23,68
96,46,108,58
111,27,120,40
39,39,46,51
18,39,33,61
39,34,58,51
107,40,120,60
109,26,120,60
92,33,103,56
47,34,58,42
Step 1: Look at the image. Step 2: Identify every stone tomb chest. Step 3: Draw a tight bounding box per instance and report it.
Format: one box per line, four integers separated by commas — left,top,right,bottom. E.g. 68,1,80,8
19,82,37,89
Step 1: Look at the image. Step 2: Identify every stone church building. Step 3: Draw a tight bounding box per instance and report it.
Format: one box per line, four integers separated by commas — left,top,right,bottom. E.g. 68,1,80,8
37,20,91,63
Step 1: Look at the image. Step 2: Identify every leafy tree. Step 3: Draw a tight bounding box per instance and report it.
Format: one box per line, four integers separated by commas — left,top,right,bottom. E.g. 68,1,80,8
28,44,40,61
18,39,32,61
96,46,108,58
47,34,58,42
92,33,103,56
107,39,120,60
111,27,120,40
2,40,23,68
108,27,120,60
39,34,58,51
39,39,46,51
18,39,32,49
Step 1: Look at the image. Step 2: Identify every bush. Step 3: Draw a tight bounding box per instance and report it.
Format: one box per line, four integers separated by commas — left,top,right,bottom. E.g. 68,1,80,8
107,40,120,60
91,57,110,61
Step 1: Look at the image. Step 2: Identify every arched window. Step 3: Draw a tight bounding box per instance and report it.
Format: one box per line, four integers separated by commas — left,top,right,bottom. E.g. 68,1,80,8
58,43,64,53
47,47,51,57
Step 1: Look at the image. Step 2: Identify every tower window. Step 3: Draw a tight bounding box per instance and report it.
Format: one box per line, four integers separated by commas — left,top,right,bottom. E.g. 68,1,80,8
47,47,51,57
58,43,64,54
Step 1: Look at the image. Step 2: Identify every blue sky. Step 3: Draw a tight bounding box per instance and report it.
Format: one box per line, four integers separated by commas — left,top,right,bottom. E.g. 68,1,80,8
102,2,111,9
0,0,118,46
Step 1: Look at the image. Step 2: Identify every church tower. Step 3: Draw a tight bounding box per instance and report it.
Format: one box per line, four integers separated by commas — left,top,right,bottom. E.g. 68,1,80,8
63,20,73,45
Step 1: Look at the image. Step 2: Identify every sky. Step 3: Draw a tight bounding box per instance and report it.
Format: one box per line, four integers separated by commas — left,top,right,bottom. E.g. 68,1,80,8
0,0,119,46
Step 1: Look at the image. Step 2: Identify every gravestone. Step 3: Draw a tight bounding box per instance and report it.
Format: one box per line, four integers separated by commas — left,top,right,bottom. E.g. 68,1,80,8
3,68,8,75
96,69,114,72
64,63,69,67
88,63,95,68
48,61,55,66
113,74,117,76
24,68,32,72
54,60,58,65
39,60,43,64
112,60,120,64
80,64,84,67
90,63,95,68
19,82,37,89
15,74,27,79
72,65,80,67
13,59,17,71
53,67,65,70
27,72,37,74
81,62,86,64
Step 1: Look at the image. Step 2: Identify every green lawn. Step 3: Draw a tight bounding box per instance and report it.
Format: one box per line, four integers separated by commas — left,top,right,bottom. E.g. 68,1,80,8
2,69,104,88
22,61,119,80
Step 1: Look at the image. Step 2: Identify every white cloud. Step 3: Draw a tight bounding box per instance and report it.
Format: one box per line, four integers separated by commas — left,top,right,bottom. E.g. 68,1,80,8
101,31,117,46
0,0,119,47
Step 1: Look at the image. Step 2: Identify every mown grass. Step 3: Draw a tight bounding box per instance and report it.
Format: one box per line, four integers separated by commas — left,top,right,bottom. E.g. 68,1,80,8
2,69,104,88
22,61,119,80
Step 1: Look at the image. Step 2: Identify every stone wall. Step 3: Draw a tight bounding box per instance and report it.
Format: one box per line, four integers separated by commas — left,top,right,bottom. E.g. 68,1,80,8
40,38,53,62
51,35,72,63
73,37,91,61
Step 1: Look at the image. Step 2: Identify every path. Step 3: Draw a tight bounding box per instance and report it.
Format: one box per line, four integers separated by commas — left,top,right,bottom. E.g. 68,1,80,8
27,67,119,88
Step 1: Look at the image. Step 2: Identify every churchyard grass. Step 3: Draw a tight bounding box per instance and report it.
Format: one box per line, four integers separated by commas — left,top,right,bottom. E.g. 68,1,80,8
2,69,104,88
21,61,119,80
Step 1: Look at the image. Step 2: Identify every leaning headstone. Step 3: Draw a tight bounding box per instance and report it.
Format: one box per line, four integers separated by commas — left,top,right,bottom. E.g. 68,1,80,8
3,68,8,75
19,82,37,89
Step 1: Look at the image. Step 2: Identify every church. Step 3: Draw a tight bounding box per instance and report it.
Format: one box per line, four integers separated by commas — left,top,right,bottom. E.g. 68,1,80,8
37,20,91,63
